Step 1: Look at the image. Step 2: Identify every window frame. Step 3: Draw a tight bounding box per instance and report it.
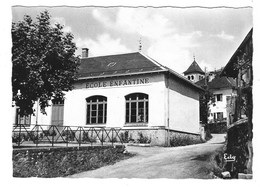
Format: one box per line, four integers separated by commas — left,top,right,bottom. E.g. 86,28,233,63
16,108,31,127
216,112,223,121
215,94,223,102
125,93,149,125
86,95,107,125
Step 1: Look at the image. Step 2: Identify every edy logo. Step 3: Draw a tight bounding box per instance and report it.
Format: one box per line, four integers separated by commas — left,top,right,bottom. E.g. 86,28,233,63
224,153,236,162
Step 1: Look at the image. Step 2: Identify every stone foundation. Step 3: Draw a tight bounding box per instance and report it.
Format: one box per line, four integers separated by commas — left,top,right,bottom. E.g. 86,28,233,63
120,127,201,146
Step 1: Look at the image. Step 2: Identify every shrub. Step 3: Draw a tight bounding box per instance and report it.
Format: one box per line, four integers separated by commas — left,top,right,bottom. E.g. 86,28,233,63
120,131,129,143
82,132,96,143
208,122,227,134
111,136,118,143
137,132,151,144
208,148,226,178
61,130,75,141
204,124,213,141
12,131,45,144
170,134,203,147
129,133,135,142
46,128,57,136
12,133,25,144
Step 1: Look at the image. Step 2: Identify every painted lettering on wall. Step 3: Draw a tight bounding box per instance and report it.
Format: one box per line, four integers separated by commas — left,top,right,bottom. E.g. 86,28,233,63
86,78,149,88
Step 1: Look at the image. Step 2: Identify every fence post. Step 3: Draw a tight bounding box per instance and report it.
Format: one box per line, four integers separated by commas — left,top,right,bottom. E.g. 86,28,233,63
101,128,104,146
66,126,69,147
112,129,114,146
51,126,54,147
79,127,82,147
36,125,39,147
18,124,21,147
91,128,93,147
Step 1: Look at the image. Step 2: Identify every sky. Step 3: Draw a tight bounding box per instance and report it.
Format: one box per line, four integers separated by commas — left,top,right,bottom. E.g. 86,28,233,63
12,6,252,74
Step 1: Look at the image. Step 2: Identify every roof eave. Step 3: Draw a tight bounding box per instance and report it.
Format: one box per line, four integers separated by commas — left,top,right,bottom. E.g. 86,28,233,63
77,69,168,80
220,28,253,78
167,69,205,92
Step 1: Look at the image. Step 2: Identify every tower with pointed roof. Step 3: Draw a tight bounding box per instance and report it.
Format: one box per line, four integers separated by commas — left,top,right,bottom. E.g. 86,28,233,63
183,56,205,83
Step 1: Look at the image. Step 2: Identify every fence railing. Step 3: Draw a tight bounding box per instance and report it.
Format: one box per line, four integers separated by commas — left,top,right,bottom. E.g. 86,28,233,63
12,124,123,147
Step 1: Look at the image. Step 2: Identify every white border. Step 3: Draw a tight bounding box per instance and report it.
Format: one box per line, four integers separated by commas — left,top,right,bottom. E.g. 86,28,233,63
1,1,259,187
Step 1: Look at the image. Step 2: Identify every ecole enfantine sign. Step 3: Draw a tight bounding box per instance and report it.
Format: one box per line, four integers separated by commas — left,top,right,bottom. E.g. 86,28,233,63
86,77,149,88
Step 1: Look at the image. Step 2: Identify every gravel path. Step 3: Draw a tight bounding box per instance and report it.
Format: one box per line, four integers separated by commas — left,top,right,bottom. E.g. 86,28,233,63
68,134,226,179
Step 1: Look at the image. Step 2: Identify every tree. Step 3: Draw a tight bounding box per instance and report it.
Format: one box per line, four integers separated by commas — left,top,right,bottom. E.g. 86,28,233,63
199,85,215,124
199,85,215,140
12,10,80,116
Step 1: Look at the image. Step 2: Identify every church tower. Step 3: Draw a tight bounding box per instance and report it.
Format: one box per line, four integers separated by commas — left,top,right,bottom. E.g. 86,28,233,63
183,56,205,83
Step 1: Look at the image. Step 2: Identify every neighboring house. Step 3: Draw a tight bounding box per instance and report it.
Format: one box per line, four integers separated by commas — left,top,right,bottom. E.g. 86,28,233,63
196,70,237,123
183,57,237,124
220,28,253,175
183,57,205,83
220,28,253,125
184,58,236,123
12,50,204,146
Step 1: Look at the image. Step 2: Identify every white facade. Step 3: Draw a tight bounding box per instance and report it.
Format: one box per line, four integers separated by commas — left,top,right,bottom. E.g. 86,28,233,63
63,73,200,134
168,75,200,134
208,88,237,123
13,72,200,135
64,74,165,128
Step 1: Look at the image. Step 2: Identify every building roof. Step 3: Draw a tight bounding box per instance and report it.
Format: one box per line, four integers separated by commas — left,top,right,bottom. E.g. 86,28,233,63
183,60,204,75
78,52,166,79
220,28,253,78
196,73,236,90
77,52,204,91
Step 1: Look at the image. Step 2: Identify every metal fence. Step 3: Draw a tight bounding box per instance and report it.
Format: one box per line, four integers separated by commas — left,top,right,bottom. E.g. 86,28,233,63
12,124,123,147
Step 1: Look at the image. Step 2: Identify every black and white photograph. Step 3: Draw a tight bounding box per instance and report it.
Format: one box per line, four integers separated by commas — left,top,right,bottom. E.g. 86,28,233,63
1,0,259,184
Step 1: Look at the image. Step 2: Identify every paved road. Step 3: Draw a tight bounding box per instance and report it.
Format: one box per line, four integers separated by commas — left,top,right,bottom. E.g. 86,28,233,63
69,134,226,179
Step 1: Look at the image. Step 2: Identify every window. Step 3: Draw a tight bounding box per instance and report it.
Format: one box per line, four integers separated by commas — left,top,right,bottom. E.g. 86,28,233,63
214,112,223,121
16,108,31,126
215,94,223,102
188,76,190,80
86,96,107,124
191,75,194,80
125,93,148,123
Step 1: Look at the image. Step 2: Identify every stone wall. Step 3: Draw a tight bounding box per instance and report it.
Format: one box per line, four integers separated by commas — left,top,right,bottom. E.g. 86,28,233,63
120,128,202,146
121,128,166,146
168,130,203,147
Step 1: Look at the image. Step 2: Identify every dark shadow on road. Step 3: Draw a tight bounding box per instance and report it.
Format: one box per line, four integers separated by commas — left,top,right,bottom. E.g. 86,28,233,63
208,142,225,145
190,153,211,161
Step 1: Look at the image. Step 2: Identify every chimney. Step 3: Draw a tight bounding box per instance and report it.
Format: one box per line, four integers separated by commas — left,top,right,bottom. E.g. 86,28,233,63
82,48,89,58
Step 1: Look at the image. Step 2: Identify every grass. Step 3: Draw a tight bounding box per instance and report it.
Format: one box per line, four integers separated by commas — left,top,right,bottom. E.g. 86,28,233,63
170,134,204,147
205,147,226,178
13,146,135,177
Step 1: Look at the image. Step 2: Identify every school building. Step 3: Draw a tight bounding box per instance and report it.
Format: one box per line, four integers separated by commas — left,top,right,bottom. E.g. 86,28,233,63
12,50,204,146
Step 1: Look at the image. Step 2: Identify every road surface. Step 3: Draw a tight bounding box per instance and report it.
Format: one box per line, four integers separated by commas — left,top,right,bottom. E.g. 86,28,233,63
68,134,225,179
